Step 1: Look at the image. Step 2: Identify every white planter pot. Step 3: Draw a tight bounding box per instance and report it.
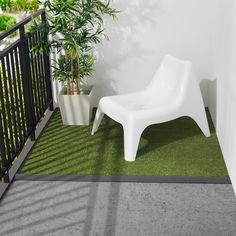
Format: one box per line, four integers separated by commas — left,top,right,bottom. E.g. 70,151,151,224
58,87,93,125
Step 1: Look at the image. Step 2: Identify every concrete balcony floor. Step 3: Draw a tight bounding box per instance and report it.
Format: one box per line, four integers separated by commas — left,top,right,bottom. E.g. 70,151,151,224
0,180,235,235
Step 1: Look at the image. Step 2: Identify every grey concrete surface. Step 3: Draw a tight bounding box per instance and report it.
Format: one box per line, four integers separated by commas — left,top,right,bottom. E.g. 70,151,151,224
0,181,235,236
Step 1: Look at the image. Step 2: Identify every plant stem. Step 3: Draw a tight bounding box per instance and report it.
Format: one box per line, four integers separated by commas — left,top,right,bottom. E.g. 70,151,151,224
76,51,80,95
71,56,74,95
76,79,80,94
72,75,74,95
65,50,71,95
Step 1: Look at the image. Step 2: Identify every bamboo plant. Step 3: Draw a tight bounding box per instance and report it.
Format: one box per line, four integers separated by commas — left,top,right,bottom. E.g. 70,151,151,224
32,0,119,95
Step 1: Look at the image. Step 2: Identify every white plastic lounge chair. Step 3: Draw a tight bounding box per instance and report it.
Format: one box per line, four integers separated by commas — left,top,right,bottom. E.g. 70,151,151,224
92,54,210,162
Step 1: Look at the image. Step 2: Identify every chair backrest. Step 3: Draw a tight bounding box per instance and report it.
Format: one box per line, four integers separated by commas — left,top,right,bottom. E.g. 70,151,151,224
146,55,192,99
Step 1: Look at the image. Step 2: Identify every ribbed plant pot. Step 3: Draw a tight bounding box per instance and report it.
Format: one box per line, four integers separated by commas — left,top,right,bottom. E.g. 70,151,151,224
58,86,93,125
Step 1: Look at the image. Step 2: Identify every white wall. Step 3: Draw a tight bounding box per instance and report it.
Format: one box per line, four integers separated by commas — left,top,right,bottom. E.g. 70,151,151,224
209,0,236,194
92,0,218,106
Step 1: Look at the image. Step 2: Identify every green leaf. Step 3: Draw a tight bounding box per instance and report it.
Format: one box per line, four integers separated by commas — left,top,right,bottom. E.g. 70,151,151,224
31,0,119,82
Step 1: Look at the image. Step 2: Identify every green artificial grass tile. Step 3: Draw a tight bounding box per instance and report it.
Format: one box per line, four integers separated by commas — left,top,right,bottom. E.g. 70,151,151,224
19,109,228,177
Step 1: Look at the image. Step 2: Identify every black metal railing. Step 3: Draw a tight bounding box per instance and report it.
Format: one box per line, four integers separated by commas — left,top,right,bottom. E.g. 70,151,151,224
0,9,53,182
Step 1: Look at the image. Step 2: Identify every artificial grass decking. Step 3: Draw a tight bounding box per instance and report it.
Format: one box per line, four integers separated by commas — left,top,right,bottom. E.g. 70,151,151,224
19,109,228,177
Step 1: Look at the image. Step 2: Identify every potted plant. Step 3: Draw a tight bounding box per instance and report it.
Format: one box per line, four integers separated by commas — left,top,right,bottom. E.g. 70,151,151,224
32,0,119,125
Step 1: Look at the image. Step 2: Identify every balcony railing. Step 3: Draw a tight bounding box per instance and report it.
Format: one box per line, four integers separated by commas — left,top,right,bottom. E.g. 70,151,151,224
0,9,53,185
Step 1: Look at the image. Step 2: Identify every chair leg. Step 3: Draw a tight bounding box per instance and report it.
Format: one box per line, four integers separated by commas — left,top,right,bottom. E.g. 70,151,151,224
190,107,211,137
91,107,104,135
123,125,145,162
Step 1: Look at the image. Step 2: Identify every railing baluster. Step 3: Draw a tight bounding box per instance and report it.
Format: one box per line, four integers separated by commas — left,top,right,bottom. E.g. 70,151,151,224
32,33,43,115
0,70,10,182
19,25,36,141
28,36,40,120
6,53,19,150
33,33,45,112
38,32,47,108
1,58,15,157
0,69,10,163
10,49,23,144
0,113,9,183
41,11,53,111
14,47,27,138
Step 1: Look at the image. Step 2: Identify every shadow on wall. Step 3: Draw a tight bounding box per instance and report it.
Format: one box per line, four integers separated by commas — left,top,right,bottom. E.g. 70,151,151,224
208,77,217,125
92,0,162,106
199,78,212,108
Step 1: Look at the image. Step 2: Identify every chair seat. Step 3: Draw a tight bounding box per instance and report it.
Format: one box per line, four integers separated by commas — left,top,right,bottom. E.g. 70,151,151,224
100,93,180,125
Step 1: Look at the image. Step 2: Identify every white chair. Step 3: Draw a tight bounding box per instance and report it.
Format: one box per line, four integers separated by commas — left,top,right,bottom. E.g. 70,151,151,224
92,55,210,162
